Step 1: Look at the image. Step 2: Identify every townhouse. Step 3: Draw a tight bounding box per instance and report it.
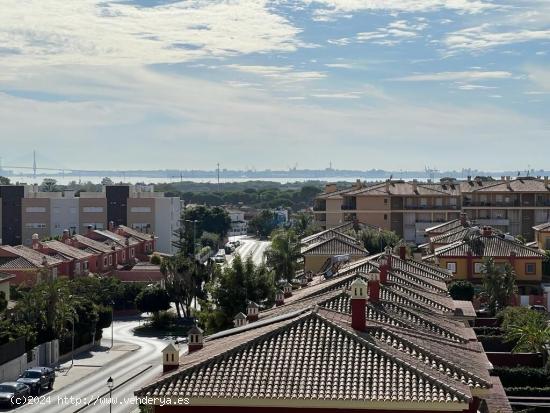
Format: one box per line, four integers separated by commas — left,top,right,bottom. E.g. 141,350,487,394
313,176,550,243
0,184,181,254
135,248,511,413
0,245,63,285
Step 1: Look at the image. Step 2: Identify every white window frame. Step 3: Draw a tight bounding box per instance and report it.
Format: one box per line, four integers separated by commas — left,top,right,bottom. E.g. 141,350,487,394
446,262,457,274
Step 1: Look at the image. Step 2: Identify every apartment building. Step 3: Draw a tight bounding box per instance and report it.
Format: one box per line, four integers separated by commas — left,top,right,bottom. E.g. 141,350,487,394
226,209,248,237
313,176,550,244
0,184,181,254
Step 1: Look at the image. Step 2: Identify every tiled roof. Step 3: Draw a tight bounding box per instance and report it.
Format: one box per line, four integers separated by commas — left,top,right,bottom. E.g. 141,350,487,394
0,272,16,282
345,181,461,197
433,235,546,258
301,229,360,246
389,255,453,282
430,227,470,245
43,240,94,260
533,222,550,231
0,245,63,267
425,219,463,235
460,177,550,193
301,237,368,256
136,311,471,407
93,230,140,246
73,234,116,253
0,256,37,270
118,225,155,241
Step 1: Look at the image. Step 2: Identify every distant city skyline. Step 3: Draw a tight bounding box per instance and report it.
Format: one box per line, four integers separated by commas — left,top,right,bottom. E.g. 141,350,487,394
1,0,549,169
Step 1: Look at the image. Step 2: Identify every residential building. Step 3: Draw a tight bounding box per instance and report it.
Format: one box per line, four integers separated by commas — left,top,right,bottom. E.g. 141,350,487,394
0,272,15,301
532,222,550,250
135,248,511,413
0,184,181,254
226,209,248,237
0,245,63,285
426,226,546,286
313,176,550,244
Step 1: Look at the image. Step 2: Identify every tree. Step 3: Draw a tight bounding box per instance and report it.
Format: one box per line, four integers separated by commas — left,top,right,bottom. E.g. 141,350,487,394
346,228,400,254
101,177,114,186
448,281,475,301
0,176,10,185
135,286,171,315
40,178,59,192
200,232,220,249
175,206,231,255
199,255,275,332
292,212,318,237
265,229,301,282
249,210,277,238
501,308,550,354
480,258,518,315
0,291,7,313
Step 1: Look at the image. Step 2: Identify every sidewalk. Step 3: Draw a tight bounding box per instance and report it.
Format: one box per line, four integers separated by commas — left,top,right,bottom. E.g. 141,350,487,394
52,340,140,391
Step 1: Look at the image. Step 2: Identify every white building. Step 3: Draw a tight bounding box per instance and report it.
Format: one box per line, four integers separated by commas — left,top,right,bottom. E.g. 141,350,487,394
227,210,248,237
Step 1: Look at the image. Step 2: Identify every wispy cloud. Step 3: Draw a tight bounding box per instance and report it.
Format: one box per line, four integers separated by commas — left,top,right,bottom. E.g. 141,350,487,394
226,65,327,82
0,0,301,67
392,71,513,82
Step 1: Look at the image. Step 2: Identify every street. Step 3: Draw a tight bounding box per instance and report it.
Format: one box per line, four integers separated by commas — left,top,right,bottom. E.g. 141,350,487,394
13,318,182,413
226,236,270,267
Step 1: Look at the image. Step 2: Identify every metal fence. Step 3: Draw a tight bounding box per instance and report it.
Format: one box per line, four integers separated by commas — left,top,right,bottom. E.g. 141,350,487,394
0,337,25,365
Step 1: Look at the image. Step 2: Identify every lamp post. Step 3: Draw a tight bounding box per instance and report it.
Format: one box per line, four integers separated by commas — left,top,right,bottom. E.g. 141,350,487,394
70,316,75,368
110,300,114,349
185,219,199,256
107,376,114,413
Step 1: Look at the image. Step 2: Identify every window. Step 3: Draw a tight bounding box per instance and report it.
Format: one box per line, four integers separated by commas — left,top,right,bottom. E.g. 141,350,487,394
122,250,126,260
25,223,46,228
26,207,46,213
103,257,108,267
130,248,135,258
83,261,88,271
108,255,113,265
525,263,536,275
130,207,151,213
82,207,103,213
420,198,427,208
435,198,443,207
383,198,388,204
383,214,387,220
52,268,58,279
474,262,484,274
446,262,457,274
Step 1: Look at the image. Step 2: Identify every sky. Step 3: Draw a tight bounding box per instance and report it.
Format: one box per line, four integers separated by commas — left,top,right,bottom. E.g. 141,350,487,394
0,0,549,172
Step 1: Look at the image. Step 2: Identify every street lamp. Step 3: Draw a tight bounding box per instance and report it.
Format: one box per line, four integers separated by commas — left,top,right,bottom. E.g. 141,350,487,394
110,300,114,349
107,376,114,413
185,219,199,256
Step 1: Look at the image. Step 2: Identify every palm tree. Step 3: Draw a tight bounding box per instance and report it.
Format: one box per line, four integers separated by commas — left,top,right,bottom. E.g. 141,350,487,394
480,257,518,315
265,229,301,282
292,213,315,237
506,317,550,355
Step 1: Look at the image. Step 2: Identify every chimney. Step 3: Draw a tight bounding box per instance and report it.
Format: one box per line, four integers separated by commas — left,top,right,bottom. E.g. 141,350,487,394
62,229,70,244
350,278,368,332
32,233,40,250
283,281,293,298
412,179,418,194
275,289,285,306
398,242,407,261
367,269,380,303
325,183,337,194
506,176,511,190
384,245,393,269
509,250,517,270
482,226,493,237
379,261,389,284
246,301,259,322
460,212,468,226
385,179,390,193
108,221,115,231
233,312,247,328
161,342,179,373
354,179,362,189
87,225,94,236
187,326,203,353
467,176,472,182
545,176,549,189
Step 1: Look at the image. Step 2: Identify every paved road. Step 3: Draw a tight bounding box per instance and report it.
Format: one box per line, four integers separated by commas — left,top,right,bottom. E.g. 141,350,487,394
226,236,270,267
16,319,182,413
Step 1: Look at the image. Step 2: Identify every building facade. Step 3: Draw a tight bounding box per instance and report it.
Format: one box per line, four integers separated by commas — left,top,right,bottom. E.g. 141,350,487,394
313,177,550,244
0,184,181,254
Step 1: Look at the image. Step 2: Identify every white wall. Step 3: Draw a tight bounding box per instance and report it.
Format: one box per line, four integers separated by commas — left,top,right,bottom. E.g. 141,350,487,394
50,198,79,237
154,197,181,254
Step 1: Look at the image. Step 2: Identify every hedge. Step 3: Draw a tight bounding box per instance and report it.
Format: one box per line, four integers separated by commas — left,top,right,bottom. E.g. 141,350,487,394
478,335,515,352
506,386,550,397
493,367,550,387
473,326,503,336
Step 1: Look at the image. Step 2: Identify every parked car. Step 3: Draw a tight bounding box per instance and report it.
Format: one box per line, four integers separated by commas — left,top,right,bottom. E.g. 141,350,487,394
213,249,226,263
17,367,55,395
0,382,31,408
530,305,548,313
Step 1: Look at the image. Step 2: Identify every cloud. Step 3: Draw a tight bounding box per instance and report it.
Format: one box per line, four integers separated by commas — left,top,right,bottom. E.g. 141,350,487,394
329,19,428,47
526,66,550,91
311,92,362,98
0,0,301,68
457,84,498,90
226,65,327,82
392,71,513,81
324,63,355,69
445,24,550,52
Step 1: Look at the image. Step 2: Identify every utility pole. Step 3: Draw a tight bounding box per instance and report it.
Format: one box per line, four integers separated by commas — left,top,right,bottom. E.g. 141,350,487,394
33,150,37,180
217,163,220,192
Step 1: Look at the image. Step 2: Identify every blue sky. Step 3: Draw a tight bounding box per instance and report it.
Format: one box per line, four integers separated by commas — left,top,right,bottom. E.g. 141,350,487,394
0,0,549,171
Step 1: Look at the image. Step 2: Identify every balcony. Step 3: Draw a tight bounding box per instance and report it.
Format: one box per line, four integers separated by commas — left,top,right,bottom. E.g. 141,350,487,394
475,218,510,226
463,201,521,207
313,206,326,212
341,205,356,210
404,205,458,210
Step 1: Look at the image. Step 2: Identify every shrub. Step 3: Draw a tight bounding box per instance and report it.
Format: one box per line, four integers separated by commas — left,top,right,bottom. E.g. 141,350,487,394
448,280,475,301
150,311,176,329
505,387,550,397
478,335,515,352
493,367,550,387
136,287,171,314
473,327,503,336
150,255,161,265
